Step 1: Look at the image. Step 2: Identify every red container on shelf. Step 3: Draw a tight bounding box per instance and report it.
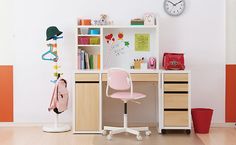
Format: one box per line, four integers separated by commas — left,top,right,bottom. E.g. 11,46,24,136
78,36,89,45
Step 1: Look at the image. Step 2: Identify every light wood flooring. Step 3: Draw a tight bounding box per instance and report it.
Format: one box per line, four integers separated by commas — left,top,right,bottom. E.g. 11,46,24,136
0,127,235,145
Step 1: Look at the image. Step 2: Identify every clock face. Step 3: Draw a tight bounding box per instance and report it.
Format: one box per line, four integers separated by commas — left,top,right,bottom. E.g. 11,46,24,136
164,0,185,16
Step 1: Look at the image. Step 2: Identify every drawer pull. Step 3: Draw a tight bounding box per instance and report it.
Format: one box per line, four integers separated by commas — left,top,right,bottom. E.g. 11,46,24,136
75,81,99,83
164,91,188,94
164,109,188,111
164,81,188,84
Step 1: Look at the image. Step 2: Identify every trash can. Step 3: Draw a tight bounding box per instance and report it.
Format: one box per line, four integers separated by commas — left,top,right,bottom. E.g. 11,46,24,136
191,108,213,133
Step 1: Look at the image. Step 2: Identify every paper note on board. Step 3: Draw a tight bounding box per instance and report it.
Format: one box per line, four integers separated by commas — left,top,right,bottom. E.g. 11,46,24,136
135,33,150,51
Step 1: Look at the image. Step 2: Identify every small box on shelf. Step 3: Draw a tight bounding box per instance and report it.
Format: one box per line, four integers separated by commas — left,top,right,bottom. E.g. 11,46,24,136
78,37,90,45
90,37,100,45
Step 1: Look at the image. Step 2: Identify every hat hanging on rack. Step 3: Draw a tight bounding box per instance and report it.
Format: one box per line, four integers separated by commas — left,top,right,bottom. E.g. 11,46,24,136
46,26,63,41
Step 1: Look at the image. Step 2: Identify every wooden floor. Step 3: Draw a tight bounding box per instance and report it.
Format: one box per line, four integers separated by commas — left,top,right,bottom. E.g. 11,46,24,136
0,127,235,145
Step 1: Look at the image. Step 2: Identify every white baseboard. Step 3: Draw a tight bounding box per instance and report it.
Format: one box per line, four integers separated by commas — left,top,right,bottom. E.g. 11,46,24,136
210,123,235,127
0,122,71,127
0,122,235,128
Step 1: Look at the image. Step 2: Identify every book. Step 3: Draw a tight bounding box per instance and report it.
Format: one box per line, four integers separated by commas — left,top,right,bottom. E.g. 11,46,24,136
85,52,90,69
77,49,81,70
81,50,85,69
89,55,94,69
97,54,100,70
94,55,97,69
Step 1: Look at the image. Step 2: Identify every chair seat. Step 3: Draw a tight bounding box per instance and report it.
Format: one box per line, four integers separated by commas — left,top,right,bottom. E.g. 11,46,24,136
110,92,146,101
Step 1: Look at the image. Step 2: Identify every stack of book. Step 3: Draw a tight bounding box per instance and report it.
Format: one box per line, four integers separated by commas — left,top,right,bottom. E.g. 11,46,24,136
77,49,100,70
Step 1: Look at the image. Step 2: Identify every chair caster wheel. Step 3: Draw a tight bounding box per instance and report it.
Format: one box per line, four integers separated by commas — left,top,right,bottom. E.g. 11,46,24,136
136,135,142,141
107,133,112,141
186,129,191,134
145,130,151,136
102,130,107,136
161,129,167,134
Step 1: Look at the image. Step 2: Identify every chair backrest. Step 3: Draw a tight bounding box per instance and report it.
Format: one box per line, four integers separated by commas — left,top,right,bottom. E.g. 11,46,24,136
107,68,132,91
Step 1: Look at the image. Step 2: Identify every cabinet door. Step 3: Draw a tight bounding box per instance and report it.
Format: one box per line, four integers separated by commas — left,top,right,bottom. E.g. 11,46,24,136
75,83,99,131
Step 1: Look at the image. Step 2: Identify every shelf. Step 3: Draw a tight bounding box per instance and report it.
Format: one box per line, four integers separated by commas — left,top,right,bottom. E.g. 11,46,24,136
78,25,101,28
78,45,100,47
102,69,159,74
102,25,158,29
78,34,100,37
77,25,158,29
75,70,100,74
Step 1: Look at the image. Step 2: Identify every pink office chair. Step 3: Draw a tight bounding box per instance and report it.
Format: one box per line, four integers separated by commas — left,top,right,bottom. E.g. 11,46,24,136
103,68,151,141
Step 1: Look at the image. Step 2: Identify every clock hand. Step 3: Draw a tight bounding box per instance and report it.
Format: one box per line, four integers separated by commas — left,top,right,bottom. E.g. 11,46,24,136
167,1,175,6
175,0,183,5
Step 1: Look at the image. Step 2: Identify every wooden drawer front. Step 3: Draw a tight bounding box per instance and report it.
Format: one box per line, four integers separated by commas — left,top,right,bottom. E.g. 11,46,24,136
75,83,99,131
164,84,188,92
164,74,188,82
102,73,158,82
164,94,188,109
75,74,99,82
164,111,188,127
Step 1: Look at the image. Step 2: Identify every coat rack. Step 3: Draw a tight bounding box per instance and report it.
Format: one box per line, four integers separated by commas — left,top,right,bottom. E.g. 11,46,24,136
42,26,71,133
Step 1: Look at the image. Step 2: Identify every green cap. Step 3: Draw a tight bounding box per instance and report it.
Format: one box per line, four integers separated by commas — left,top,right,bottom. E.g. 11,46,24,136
46,26,62,41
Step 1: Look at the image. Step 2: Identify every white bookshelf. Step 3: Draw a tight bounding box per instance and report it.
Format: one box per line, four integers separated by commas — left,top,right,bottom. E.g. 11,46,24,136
76,25,159,72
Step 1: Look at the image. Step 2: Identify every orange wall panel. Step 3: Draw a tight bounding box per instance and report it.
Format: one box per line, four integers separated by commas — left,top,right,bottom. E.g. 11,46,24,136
0,66,13,122
226,65,236,122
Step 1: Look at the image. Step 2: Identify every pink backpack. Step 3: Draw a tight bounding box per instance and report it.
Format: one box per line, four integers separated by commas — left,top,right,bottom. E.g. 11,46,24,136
48,77,69,113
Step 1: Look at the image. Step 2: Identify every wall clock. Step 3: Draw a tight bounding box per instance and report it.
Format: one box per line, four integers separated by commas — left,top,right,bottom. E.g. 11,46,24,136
164,0,185,16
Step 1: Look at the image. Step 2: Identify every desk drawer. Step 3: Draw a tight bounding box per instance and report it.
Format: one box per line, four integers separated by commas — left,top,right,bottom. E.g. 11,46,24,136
75,74,99,82
164,94,188,109
164,74,188,82
164,84,188,92
164,111,188,127
102,73,158,82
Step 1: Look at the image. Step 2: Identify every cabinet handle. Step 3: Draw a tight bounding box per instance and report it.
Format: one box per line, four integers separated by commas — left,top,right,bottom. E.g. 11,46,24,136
75,81,99,83
164,109,188,111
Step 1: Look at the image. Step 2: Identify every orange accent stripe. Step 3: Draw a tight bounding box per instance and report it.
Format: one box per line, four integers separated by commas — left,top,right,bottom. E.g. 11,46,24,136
0,66,13,122
226,65,236,122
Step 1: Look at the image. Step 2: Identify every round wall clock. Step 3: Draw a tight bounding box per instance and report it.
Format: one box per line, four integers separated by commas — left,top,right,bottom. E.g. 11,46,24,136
164,0,185,16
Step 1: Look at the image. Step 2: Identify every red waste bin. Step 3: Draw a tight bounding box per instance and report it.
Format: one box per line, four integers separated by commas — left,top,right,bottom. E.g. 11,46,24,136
191,108,213,133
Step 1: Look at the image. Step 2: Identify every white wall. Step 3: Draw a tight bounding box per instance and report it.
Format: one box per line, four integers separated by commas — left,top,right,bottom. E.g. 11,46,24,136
226,0,236,64
7,0,225,123
0,0,14,65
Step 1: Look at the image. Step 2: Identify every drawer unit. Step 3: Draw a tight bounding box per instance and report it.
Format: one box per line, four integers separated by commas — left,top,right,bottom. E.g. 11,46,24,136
159,72,191,134
164,111,189,127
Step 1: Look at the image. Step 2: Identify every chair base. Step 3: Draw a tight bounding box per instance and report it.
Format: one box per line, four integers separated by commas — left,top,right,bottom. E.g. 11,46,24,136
103,126,151,141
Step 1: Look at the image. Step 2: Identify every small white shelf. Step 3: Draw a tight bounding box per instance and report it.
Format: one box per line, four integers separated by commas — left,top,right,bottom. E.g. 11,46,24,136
102,69,159,74
77,34,100,37
102,25,158,29
78,45,100,47
77,25,158,29
75,69,100,73
77,25,101,28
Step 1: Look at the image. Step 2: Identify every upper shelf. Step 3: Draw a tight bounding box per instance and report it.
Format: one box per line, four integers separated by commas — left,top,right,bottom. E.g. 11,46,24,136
77,34,100,37
77,25,158,29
